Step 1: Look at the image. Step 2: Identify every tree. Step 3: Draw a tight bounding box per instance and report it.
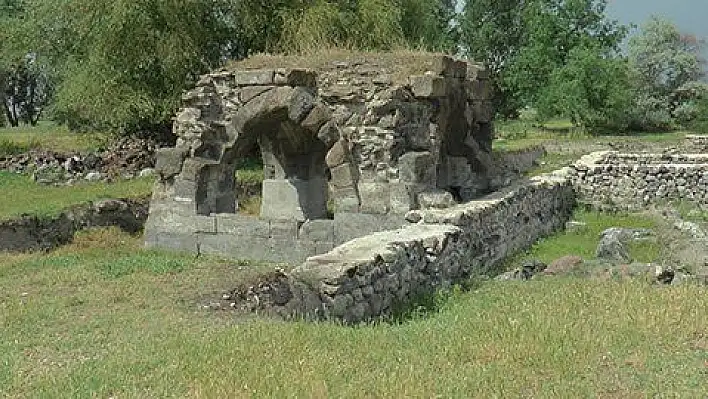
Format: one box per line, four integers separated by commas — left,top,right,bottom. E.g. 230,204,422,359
398,0,458,52
460,0,627,118
535,44,632,131
1,0,52,127
14,0,240,135
277,0,458,53
2,55,53,126
627,16,706,130
8,0,461,135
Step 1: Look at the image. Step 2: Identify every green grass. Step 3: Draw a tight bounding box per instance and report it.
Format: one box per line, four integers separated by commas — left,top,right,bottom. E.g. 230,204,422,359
506,209,660,266
0,172,154,219
493,119,688,152
0,121,107,154
1,228,706,397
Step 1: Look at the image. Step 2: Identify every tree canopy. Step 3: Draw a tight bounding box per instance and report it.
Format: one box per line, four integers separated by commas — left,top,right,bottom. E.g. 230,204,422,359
1,0,705,135
460,0,627,118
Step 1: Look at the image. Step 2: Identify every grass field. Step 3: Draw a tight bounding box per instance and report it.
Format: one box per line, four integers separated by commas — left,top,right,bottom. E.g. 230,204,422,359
0,172,154,219
0,122,107,155
1,226,706,397
1,120,707,396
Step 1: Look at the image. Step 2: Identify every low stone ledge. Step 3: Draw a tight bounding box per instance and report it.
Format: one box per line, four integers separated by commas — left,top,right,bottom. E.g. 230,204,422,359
572,151,708,210
245,173,576,323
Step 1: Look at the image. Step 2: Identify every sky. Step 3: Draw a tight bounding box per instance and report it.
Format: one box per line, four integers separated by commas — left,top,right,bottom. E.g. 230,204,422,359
455,1,708,40
606,0,708,40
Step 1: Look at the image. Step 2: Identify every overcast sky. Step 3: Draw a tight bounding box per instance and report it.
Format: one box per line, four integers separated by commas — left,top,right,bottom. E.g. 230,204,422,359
606,0,708,39
456,1,708,40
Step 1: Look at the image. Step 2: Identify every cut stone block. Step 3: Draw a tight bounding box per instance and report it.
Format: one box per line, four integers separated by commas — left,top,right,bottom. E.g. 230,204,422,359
326,139,351,168
389,182,419,214
274,68,318,87
216,214,270,238
299,220,336,243
410,75,447,98
466,79,491,101
358,182,391,214
261,178,328,221
399,151,436,184
330,163,359,189
234,70,275,86
155,147,188,179
331,186,360,213
430,56,467,78
472,101,493,123
239,86,273,103
333,212,405,245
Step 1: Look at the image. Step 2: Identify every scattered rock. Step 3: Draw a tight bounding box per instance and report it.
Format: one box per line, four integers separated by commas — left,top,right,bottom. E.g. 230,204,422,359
226,271,294,313
496,259,547,281
545,255,583,275
405,211,422,223
139,168,156,178
85,172,102,182
417,190,457,210
596,228,653,263
673,220,707,239
654,265,675,285
0,136,160,183
32,164,67,185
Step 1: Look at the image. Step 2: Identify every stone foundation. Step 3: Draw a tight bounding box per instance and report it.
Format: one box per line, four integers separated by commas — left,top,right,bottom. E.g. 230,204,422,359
572,151,708,210
686,134,708,152
245,170,575,323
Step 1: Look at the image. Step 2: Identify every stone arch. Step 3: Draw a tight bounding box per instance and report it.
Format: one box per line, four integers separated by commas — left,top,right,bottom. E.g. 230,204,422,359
194,85,334,221
147,55,499,263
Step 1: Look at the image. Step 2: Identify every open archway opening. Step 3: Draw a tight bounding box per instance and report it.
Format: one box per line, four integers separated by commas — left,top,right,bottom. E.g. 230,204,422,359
193,90,330,222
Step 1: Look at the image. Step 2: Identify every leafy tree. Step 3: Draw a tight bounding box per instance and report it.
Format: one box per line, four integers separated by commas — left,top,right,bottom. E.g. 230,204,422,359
460,0,627,118
398,0,458,52
627,16,706,130
535,44,632,131
1,0,52,127
3,0,460,135
278,0,457,53
2,55,53,126
14,0,239,135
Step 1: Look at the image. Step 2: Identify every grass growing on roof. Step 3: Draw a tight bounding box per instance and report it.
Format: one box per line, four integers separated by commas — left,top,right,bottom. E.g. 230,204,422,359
1,228,707,397
0,172,154,219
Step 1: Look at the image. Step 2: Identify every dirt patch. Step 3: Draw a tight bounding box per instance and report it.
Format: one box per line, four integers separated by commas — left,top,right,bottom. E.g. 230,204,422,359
0,197,149,253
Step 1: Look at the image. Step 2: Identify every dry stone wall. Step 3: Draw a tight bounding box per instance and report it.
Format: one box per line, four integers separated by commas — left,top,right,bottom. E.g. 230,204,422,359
573,151,708,210
686,135,708,152
250,171,575,323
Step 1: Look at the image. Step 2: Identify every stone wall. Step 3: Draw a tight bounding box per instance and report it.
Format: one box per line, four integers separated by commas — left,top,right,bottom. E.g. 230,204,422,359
146,52,501,262
686,135,708,152
572,151,708,210
243,170,575,323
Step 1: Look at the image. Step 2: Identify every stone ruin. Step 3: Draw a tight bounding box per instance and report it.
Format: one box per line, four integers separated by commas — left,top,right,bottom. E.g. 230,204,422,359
145,53,502,263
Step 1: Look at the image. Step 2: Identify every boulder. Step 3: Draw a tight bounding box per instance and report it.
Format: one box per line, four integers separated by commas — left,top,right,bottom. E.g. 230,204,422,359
596,227,653,263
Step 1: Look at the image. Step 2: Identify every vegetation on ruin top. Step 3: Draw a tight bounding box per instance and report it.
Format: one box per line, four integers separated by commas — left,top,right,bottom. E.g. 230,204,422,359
229,48,467,84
